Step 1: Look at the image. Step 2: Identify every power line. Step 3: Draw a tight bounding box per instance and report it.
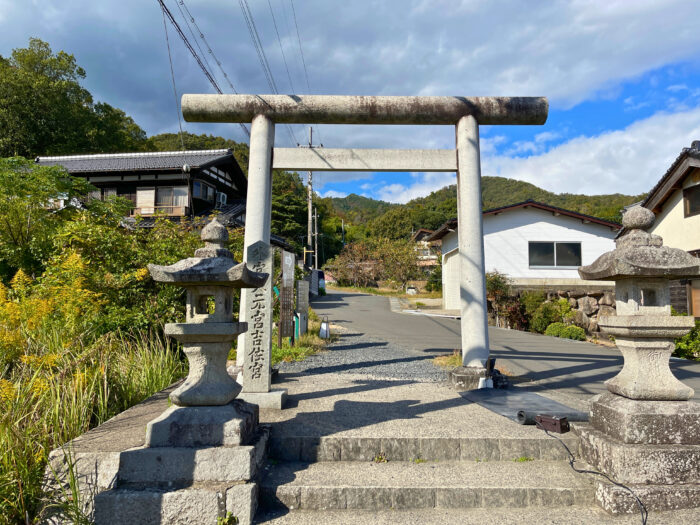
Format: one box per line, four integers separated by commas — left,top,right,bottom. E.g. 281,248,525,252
289,0,323,146
161,3,186,150
177,0,241,95
156,0,250,138
238,0,299,146
267,0,296,94
173,1,218,84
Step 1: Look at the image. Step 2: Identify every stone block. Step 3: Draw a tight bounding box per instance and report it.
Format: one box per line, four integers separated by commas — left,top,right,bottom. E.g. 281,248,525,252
420,438,461,460
435,487,482,508
599,291,615,306
568,297,578,308
498,438,541,461
47,449,120,493
578,425,700,484
578,296,599,315
145,400,258,448
391,487,435,509
94,485,222,525
380,437,420,461
340,437,383,461
226,483,257,525
299,437,341,462
590,393,700,444
460,438,500,461
572,309,590,329
448,366,488,391
300,486,347,510
527,488,575,507
237,388,288,409
344,487,392,510
268,436,301,461
538,436,579,460
481,487,529,507
598,305,616,317
263,485,300,510
568,290,585,299
595,479,700,514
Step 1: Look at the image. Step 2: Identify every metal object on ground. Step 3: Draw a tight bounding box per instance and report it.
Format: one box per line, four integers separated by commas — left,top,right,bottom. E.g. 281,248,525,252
535,415,570,434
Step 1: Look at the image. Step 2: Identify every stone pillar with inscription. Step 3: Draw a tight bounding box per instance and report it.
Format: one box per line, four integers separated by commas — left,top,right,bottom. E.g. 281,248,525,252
236,241,288,409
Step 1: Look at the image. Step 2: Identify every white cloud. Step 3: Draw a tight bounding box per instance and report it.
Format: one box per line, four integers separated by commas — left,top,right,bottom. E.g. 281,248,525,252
376,172,457,203
483,106,700,195
320,189,347,198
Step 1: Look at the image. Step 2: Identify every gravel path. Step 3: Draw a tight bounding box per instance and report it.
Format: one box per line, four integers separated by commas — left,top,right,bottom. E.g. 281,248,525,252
276,326,449,383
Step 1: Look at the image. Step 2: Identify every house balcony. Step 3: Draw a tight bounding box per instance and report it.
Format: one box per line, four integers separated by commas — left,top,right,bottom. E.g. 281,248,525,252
130,205,189,217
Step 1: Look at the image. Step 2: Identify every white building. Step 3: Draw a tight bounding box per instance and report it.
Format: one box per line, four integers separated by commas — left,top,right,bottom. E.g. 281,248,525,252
428,201,621,310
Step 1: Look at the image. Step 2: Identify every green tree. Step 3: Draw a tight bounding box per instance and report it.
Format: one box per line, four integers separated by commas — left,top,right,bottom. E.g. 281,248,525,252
369,206,414,240
0,38,149,157
0,157,94,280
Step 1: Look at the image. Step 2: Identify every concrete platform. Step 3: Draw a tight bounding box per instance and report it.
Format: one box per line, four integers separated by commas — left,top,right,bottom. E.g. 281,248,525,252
259,373,581,462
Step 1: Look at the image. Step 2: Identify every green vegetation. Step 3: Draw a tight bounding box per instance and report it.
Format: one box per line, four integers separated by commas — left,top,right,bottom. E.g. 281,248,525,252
544,322,587,341
675,320,700,360
513,456,534,463
529,299,574,334
0,39,149,158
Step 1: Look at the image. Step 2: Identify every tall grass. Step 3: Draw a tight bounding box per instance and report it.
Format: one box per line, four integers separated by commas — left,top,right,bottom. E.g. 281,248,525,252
0,330,186,524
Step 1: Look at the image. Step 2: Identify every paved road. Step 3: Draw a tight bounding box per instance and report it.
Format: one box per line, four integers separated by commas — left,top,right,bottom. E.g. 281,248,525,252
312,290,700,402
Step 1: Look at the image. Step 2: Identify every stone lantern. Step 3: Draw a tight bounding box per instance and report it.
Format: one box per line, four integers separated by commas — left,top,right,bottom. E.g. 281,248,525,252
576,205,700,514
93,218,269,525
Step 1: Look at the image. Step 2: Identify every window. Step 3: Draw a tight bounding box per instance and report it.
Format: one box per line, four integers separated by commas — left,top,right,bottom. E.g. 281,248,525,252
529,242,582,267
684,185,700,218
193,181,216,202
156,186,188,207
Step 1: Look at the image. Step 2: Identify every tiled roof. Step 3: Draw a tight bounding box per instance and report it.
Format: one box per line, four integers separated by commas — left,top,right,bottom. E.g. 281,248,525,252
641,141,700,210
426,200,621,242
36,150,234,173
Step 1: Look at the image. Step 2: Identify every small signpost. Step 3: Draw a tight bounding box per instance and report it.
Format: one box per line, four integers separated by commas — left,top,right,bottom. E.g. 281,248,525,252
279,250,295,345
296,280,309,336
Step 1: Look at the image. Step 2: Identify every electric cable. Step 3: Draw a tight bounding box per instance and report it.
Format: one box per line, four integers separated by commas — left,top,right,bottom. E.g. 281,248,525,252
237,0,299,146
289,0,323,146
155,0,250,138
161,4,186,151
541,428,648,525
267,0,296,94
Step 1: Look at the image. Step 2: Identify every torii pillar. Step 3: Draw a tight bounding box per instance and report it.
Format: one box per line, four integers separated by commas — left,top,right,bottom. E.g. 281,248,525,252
182,94,548,393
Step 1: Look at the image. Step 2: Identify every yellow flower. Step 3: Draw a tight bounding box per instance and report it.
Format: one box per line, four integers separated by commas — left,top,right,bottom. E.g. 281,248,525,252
34,447,46,463
10,269,32,296
30,377,49,396
133,268,150,281
43,353,60,368
0,379,16,403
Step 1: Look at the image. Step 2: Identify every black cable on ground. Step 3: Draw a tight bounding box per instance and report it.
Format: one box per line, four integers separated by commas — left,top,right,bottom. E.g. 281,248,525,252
541,427,648,525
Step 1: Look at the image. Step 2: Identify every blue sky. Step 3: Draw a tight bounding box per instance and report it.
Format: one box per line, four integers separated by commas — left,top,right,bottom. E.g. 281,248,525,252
2,1,700,202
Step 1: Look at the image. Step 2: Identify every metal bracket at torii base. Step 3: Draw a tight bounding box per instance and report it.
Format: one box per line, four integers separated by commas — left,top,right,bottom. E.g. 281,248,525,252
181,94,548,393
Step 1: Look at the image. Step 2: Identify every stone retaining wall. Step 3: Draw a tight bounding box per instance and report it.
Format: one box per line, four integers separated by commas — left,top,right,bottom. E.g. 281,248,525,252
547,288,616,334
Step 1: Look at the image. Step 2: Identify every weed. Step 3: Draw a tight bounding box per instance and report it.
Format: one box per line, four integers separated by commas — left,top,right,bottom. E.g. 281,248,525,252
217,512,239,525
373,452,388,463
412,458,426,464
433,349,461,369
513,456,534,463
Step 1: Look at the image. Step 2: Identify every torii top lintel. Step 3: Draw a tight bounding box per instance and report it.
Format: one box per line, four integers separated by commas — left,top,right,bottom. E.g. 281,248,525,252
182,94,548,126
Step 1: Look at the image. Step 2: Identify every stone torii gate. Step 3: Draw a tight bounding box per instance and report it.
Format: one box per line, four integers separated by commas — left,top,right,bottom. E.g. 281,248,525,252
182,94,548,398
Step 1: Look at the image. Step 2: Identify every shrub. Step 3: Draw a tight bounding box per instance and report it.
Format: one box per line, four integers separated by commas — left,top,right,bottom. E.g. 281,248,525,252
530,302,559,333
545,322,566,337
519,291,546,318
675,320,700,360
562,325,586,341
544,322,586,341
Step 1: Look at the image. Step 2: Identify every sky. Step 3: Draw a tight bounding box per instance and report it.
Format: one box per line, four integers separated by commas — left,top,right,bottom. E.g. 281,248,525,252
2,0,700,203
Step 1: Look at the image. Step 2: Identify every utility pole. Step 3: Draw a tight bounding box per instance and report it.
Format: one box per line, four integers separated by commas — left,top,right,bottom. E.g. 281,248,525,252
314,207,319,269
341,219,345,245
306,127,313,268
298,126,321,268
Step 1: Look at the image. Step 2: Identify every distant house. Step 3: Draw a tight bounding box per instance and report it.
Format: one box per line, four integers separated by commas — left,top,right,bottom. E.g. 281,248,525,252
640,140,700,315
410,228,439,274
428,200,621,309
36,149,294,251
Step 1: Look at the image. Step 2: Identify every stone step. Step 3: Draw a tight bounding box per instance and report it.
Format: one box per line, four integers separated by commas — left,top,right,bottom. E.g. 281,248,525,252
255,507,700,525
116,427,268,485
268,434,579,462
94,482,256,525
259,460,595,511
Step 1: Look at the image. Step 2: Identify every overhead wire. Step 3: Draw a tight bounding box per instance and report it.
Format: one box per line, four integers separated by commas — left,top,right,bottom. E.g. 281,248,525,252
161,3,186,150
238,0,299,146
288,0,323,146
267,0,296,94
156,0,250,138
